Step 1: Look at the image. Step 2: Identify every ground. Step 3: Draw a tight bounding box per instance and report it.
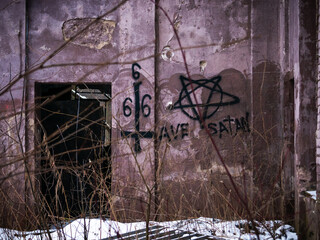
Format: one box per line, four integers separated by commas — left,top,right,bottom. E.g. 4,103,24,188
0,217,297,240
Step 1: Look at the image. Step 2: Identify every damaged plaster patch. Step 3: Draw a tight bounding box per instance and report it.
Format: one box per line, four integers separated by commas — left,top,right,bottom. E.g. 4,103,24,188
161,46,174,61
199,60,207,73
40,45,51,51
62,18,116,49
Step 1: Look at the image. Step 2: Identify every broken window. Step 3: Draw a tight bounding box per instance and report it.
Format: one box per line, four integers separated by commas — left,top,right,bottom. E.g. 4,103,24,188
35,83,111,218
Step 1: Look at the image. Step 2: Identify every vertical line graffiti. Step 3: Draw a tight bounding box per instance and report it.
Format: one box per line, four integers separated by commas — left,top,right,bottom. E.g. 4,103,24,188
121,65,250,152
121,63,154,153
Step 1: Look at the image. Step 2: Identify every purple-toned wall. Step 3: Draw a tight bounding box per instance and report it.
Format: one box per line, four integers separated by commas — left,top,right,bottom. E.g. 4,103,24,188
0,0,27,229
0,0,318,234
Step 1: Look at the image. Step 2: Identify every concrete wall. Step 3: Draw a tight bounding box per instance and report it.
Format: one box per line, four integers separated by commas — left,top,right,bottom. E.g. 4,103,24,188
0,0,318,233
0,0,27,229
155,0,252,219
293,0,318,238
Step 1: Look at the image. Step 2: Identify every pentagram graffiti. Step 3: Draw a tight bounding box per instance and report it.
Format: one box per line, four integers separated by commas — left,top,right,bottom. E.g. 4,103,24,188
120,66,249,152
173,75,240,124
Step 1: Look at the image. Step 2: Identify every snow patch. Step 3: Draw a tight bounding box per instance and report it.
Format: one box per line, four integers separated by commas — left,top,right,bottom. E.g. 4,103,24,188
306,190,317,201
0,217,297,240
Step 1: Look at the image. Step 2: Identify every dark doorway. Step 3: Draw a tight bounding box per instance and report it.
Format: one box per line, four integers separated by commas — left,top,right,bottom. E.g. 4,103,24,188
35,83,111,218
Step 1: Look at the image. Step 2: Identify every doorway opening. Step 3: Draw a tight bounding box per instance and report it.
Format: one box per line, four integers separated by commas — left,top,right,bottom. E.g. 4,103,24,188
35,83,111,218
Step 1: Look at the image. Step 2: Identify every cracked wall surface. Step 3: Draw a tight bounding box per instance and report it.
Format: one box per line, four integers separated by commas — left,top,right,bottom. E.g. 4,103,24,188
62,18,116,49
0,0,318,231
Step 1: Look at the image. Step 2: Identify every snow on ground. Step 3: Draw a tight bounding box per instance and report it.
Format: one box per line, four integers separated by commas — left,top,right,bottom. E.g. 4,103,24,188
306,190,317,201
156,218,297,240
0,217,297,240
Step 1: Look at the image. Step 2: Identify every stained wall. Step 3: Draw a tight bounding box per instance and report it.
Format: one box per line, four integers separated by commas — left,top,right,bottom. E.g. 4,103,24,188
0,0,318,232
0,0,27,229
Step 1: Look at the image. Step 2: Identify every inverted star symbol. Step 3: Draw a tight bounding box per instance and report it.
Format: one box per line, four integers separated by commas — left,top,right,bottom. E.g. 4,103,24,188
173,75,240,122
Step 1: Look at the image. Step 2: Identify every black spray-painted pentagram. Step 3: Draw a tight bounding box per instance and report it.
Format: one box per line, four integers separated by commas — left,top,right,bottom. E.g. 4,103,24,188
173,75,240,122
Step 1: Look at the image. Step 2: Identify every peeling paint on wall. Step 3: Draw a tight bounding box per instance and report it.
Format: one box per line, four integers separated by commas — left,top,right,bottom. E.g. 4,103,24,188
1,0,319,228
62,18,116,49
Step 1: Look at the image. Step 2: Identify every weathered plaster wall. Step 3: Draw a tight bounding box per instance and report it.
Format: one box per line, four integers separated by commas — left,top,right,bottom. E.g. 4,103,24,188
292,0,318,237
0,0,318,231
26,0,156,221
0,0,27,229
26,0,121,224
251,0,283,218
111,0,155,220
298,0,320,238
294,0,317,198
155,0,253,219
317,0,320,237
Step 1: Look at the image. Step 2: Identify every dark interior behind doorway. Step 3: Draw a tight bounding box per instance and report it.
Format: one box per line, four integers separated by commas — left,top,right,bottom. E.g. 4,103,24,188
35,83,111,218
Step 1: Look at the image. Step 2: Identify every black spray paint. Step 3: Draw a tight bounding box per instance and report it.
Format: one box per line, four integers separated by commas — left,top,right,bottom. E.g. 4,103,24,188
158,123,189,142
207,112,250,138
173,75,240,127
121,64,250,152
121,63,154,152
